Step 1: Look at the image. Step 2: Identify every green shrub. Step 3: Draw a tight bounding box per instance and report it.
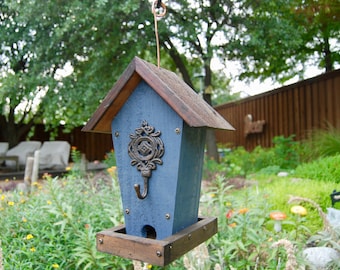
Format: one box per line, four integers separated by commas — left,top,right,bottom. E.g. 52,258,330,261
103,149,116,167
200,176,309,269
212,135,300,179
0,175,131,270
272,135,300,170
294,154,340,183
302,125,340,161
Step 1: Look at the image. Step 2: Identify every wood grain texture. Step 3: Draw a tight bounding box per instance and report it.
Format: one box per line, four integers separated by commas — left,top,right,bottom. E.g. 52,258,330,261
96,217,217,266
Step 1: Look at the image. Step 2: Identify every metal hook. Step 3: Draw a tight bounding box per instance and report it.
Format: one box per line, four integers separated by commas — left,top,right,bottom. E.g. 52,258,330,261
134,176,149,200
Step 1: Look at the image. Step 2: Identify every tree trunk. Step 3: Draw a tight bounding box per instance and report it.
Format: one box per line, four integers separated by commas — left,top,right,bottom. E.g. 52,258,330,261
161,38,220,162
0,108,35,148
323,34,333,72
203,60,220,163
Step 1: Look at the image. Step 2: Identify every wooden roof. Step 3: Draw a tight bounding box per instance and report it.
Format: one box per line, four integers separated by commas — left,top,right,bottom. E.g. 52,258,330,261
82,57,234,133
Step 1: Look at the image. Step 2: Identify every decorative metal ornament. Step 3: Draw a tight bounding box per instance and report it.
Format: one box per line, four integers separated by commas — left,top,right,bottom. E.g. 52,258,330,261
128,120,164,199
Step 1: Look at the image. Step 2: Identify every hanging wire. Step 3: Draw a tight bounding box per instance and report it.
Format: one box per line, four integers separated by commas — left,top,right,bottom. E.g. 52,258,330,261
152,0,166,68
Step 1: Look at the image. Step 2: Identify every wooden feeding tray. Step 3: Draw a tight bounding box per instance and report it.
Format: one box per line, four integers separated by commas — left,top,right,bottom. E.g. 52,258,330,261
96,216,217,266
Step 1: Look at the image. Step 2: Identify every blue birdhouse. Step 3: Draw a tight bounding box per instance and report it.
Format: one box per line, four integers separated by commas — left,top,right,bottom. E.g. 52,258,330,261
82,57,234,265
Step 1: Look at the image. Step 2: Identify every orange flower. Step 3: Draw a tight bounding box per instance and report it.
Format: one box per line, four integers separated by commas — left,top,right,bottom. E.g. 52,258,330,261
229,222,237,228
238,208,249,214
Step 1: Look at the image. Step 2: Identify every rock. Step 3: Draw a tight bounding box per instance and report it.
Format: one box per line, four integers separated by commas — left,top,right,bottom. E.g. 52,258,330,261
327,208,340,229
303,247,340,269
277,171,289,177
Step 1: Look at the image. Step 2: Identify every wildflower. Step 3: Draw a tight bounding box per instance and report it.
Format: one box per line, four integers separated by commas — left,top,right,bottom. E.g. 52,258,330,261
19,191,23,195
65,166,72,171
238,208,249,214
22,217,27,222
146,263,152,269
42,173,52,179
5,179,9,182
7,201,14,206
1,194,5,200
209,193,216,198
47,200,52,205
270,211,287,232
225,209,234,219
26,234,34,240
225,202,232,206
229,222,237,228
52,263,59,269
30,247,36,252
290,205,307,216
71,146,77,151
20,199,26,204
0,207,4,211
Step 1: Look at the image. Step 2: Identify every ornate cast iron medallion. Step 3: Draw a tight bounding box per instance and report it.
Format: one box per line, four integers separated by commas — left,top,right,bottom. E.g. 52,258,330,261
128,120,164,199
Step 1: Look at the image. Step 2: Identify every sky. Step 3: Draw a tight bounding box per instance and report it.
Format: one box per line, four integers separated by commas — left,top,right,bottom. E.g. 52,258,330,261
211,58,326,98
229,66,324,97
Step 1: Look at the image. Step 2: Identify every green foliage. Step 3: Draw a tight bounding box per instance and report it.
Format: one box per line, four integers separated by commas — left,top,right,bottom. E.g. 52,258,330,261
0,175,129,269
1,167,339,269
302,126,340,161
200,176,311,269
294,154,340,183
272,135,300,170
229,0,340,82
103,150,116,168
211,135,300,179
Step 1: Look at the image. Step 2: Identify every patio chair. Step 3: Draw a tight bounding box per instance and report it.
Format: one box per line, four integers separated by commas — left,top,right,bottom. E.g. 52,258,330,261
39,141,71,169
5,141,42,169
0,142,9,156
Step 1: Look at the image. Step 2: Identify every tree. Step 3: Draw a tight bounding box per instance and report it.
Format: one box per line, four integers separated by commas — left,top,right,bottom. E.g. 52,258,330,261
226,0,340,82
1,0,238,162
0,0,151,147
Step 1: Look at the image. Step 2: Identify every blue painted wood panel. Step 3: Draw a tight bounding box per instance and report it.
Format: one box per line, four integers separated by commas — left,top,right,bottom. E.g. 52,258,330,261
112,80,206,240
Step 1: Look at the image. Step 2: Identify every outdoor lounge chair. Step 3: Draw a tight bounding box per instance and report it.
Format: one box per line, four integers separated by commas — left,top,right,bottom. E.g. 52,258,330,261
5,141,42,169
39,141,71,169
0,142,9,157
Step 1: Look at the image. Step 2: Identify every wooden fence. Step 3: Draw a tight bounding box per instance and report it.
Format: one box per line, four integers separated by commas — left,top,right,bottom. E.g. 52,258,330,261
214,69,340,150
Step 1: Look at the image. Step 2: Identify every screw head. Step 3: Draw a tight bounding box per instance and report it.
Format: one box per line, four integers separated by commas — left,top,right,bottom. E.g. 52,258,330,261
175,128,180,134
125,209,130,214
114,131,119,137
156,251,162,257
165,213,170,220
98,238,103,244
